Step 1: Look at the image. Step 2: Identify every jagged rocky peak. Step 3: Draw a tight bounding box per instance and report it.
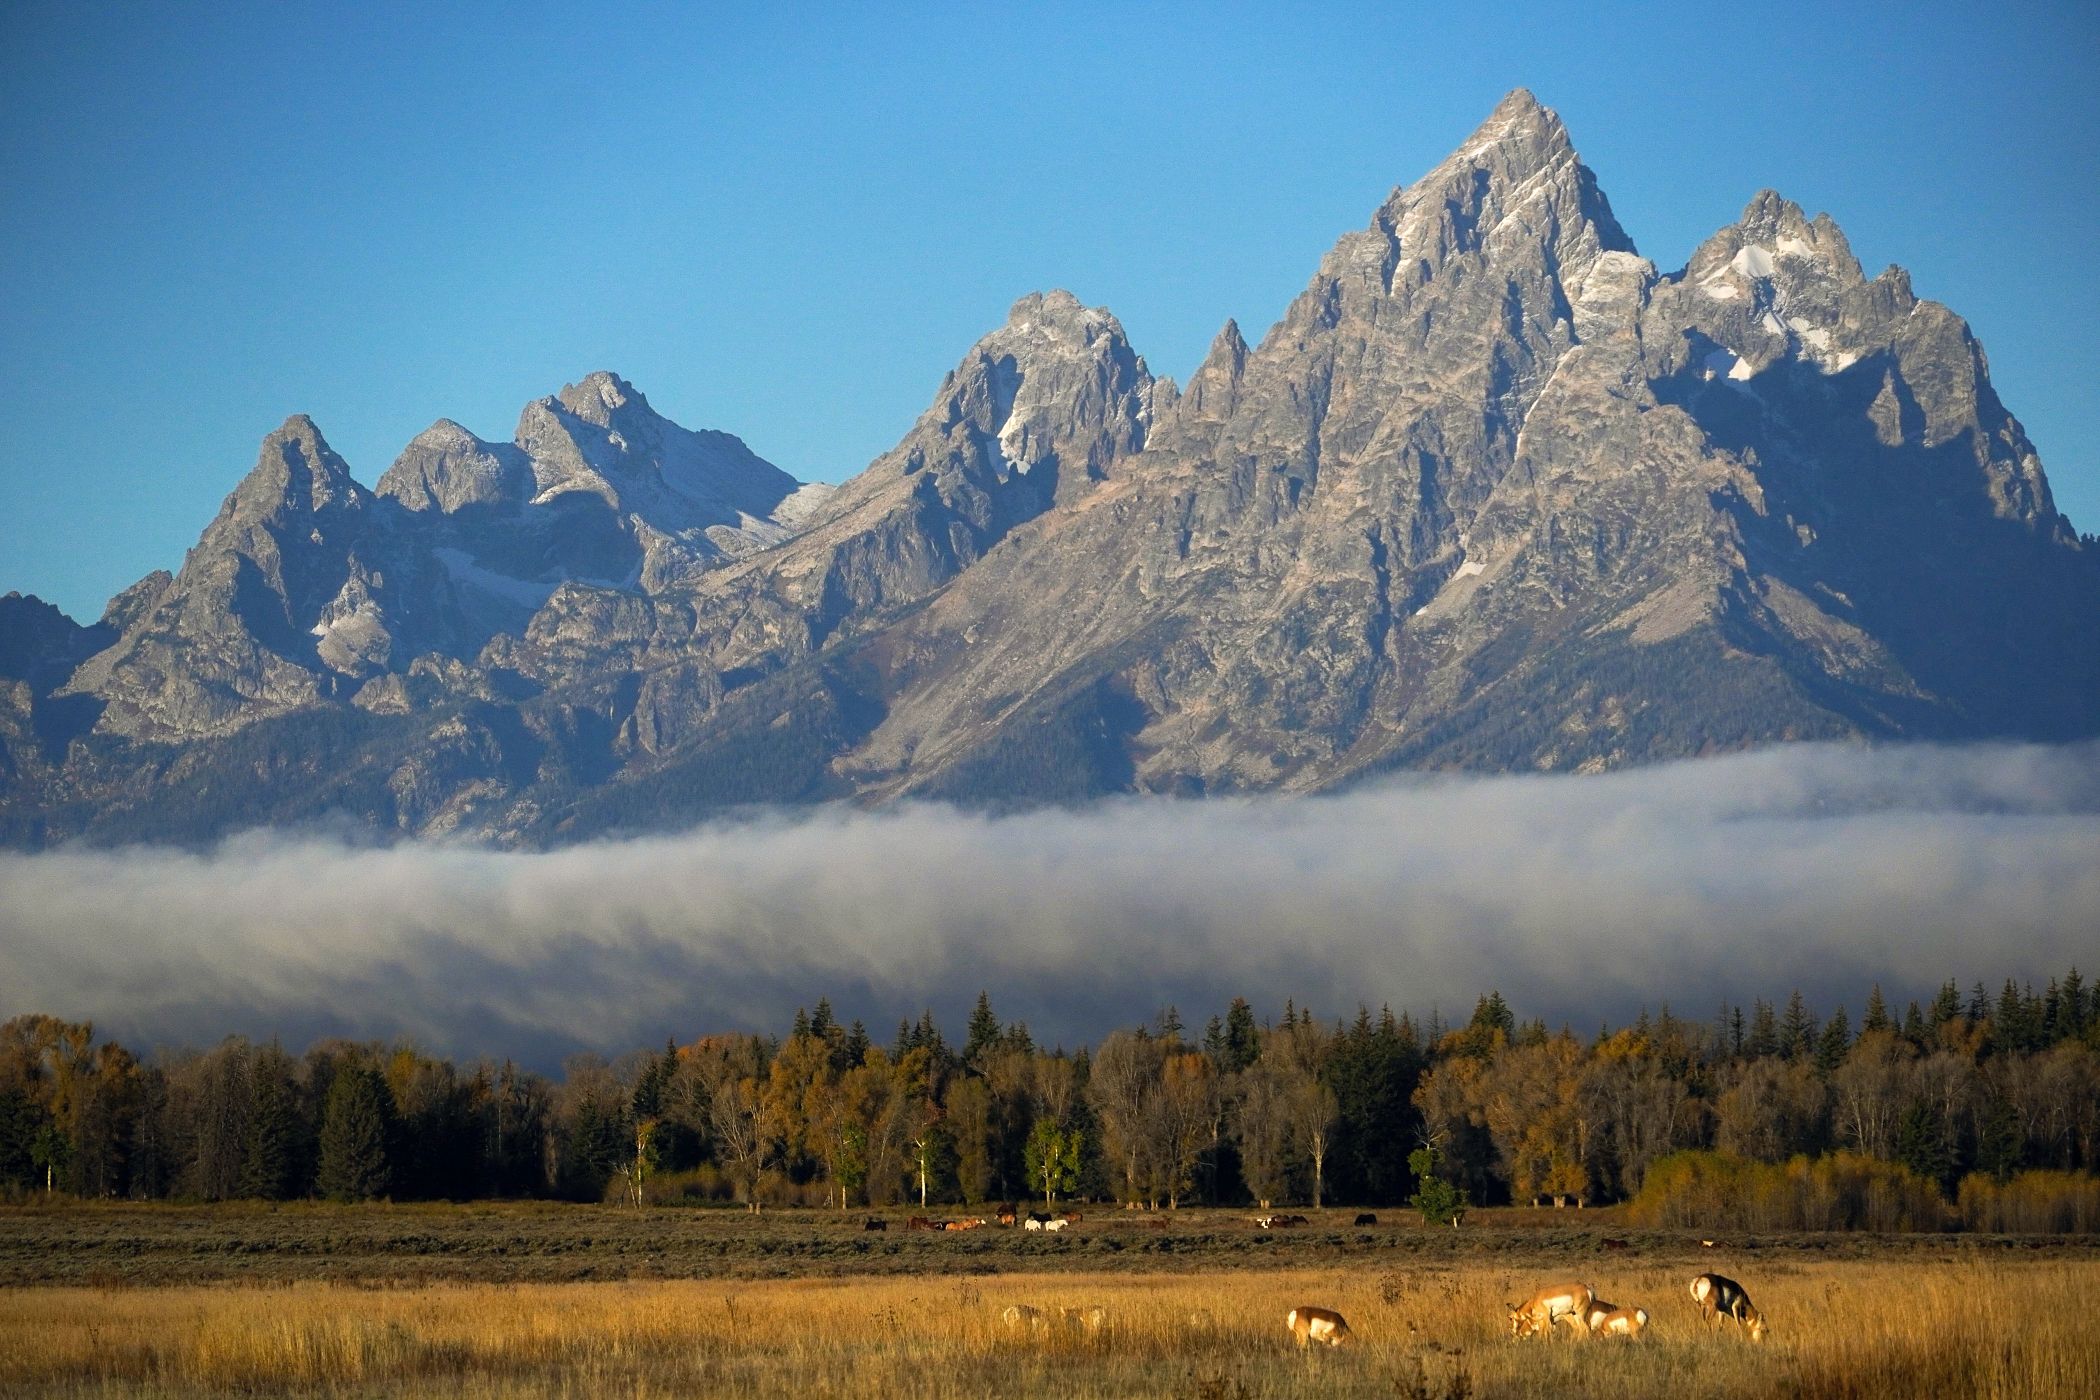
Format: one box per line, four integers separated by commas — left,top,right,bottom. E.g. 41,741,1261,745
0,592,104,687
99,571,173,635
228,414,367,521
1684,189,1866,295
509,369,804,534
935,290,1152,498
555,368,645,425
1366,87,1636,289
377,419,533,514
1150,319,1249,455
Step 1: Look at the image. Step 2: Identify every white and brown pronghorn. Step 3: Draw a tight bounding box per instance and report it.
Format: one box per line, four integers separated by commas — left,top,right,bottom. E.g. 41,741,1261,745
1577,1297,1618,1334
1058,1305,1109,1336
1593,1305,1648,1339
1507,1281,1595,1339
1689,1273,1768,1342
1286,1306,1355,1348
1000,1304,1048,1334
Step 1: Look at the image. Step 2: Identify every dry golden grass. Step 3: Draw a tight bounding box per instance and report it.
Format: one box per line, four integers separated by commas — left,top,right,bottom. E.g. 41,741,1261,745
1,1256,2094,1398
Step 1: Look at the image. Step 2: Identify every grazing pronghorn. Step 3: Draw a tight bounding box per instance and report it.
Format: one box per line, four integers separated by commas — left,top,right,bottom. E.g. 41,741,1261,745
1507,1281,1595,1338
1058,1305,1109,1335
1577,1298,1618,1334
1594,1306,1648,1339
1286,1306,1355,1348
1000,1304,1048,1334
1690,1273,1769,1342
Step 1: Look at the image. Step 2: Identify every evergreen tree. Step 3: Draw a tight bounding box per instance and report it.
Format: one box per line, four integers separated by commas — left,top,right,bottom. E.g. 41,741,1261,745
2060,968,2088,1040
1929,981,1962,1029
316,1066,393,1202
1220,998,1260,1072
1895,1100,1951,1193
1814,1007,1852,1078
1745,1000,1780,1058
809,998,836,1040
1407,1141,1467,1227
1473,992,1516,1039
1977,1097,2023,1183
1780,991,1816,1060
843,1021,872,1070
1862,985,1892,1034
1901,1002,1927,1045
964,993,1002,1068
238,1064,300,1200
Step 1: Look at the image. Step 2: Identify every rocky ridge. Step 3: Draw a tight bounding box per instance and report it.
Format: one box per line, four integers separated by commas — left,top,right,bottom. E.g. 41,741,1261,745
2,90,2093,845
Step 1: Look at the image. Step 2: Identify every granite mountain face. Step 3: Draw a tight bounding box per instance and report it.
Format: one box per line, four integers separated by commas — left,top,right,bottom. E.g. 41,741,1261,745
3,91,2094,845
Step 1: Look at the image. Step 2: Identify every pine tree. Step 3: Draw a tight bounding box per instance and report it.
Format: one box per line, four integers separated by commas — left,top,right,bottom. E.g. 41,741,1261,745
1814,1008,1852,1078
1902,1002,1926,1044
238,1065,300,1200
809,998,836,1040
1745,1000,1780,1058
2061,968,2088,1040
1930,981,1961,1028
843,1021,872,1069
1780,991,1816,1060
1223,998,1260,1072
1977,1097,2023,1183
964,993,1002,1068
1895,1100,1950,1192
1862,985,1892,1033
316,1066,393,1202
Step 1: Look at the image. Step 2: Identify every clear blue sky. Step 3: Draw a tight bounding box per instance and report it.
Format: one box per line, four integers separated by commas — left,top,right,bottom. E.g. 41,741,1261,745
4,0,2096,622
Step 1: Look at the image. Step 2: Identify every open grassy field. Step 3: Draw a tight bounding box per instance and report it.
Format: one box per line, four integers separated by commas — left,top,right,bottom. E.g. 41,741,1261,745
2,1206,2095,1397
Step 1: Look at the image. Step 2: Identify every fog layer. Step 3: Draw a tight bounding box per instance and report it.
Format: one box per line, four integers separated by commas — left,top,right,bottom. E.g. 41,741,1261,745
4,743,2096,1068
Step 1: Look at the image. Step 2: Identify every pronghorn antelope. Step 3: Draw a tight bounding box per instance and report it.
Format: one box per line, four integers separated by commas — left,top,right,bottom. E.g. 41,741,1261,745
1507,1281,1595,1338
1000,1304,1048,1334
1594,1306,1648,1338
1689,1273,1769,1342
1577,1298,1618,1334
1058,1305,1109,1336
1286,1306,1355,1348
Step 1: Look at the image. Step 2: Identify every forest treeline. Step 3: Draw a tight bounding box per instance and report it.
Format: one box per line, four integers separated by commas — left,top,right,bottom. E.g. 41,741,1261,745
3,972,2098,1228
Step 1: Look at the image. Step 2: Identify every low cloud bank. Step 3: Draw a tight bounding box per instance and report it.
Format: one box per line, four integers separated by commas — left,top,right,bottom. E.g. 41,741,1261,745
3,743,2096,1069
